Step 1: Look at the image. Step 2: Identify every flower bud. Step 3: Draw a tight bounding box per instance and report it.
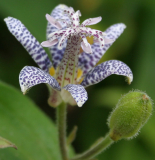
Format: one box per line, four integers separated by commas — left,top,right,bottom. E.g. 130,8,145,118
108,91,153,141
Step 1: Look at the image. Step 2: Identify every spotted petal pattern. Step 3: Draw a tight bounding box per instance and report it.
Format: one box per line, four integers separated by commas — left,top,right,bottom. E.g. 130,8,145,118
4,17,52,72
63,84,88,107
81,60,133,88
78,23,126,75
47,4,70,68
19,66,61,94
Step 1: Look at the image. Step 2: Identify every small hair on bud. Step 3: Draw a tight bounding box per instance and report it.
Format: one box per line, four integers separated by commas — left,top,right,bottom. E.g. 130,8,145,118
107,90,153,141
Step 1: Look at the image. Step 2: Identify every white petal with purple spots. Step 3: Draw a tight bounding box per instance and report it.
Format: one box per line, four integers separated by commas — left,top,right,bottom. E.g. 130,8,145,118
4,17,52,72
81,60,133,87
63,84,88,107
78,23,126,75
19,66,61,94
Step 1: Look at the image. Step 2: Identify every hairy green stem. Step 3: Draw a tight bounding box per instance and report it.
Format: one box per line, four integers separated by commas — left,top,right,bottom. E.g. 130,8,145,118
70,134,113,160
57,102,68,160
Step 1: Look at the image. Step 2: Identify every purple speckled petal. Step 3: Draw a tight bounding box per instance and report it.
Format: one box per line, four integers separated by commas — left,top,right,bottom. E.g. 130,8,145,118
63,84,88,107
78,23,126,75
4,17,52,72
47,4,71,68
81,60,133,88
19,66,61,94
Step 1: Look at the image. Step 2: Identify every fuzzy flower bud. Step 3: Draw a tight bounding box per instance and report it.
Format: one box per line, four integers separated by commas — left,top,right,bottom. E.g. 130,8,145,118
108,90,153,141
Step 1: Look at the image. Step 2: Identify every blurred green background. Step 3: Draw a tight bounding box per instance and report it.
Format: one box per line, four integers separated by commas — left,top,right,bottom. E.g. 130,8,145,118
0,0,155,159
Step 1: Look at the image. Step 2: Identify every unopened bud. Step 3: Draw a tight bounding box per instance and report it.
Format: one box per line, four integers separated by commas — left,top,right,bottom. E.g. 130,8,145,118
108,91,153,141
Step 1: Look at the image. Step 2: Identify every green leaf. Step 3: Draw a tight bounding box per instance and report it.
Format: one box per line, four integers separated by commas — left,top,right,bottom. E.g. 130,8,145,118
0,81,62,160
0,136,17,149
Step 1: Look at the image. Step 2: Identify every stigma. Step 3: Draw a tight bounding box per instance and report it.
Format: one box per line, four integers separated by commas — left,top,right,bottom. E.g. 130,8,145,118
41,7,114,54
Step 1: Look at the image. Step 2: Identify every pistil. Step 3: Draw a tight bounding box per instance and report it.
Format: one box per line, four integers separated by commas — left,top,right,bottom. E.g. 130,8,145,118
57,35,81,88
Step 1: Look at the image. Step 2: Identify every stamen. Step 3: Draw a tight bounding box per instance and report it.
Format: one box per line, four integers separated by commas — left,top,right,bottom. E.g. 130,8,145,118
49,66,55,76
77,68,83,79
56,19,71,27
81,16,102,27
78,77,84,84
41,39,58,47
48,29,66,38
43,8,114,52
46,14,62,29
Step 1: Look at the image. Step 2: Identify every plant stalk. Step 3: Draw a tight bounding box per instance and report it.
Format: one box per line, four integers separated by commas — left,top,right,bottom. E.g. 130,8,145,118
57,102,68,160
70,134,113,160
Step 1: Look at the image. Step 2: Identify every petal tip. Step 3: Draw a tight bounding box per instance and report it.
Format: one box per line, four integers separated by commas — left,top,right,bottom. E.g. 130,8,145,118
23,92,26,95
46,13,50,16
4,17,12,22
77,101,84,107
77,97,88,107
45,14,50,19
126,74,133,85
41,41,47,47
21,86,28,95
121,23,126,29
41,40,59,47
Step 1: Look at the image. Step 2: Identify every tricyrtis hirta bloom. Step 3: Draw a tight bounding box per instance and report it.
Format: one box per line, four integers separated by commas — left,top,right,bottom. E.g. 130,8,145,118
4,4,133,107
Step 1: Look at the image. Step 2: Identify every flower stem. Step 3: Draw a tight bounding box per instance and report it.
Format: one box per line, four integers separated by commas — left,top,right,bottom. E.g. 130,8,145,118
70,134,113,160
57,102,68,160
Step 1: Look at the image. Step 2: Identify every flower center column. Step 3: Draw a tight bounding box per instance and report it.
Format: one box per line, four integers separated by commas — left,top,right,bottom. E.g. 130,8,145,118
57,35,81,88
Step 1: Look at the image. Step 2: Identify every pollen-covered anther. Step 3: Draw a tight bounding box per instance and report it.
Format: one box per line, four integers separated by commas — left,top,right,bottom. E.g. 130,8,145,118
49,66,55,76
77,68,83,80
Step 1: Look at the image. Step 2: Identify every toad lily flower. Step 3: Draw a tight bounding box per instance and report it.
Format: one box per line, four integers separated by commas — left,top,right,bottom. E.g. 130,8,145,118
4,4,133,107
